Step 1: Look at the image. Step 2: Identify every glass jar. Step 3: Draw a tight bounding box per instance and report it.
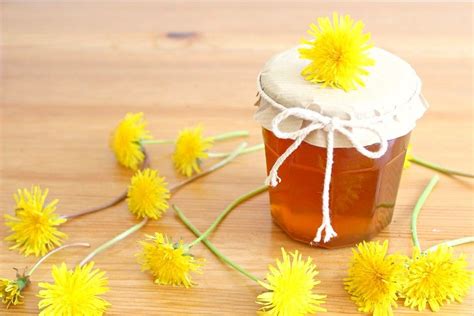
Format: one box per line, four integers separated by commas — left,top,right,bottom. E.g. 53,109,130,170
263,128,410,248
255,46,426,248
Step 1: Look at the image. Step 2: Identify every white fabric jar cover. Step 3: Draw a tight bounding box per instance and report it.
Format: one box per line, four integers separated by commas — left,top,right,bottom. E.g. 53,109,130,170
255,46,428,148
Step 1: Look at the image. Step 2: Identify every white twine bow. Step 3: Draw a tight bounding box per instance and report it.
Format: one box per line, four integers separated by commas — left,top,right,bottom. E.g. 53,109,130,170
265,107,389,243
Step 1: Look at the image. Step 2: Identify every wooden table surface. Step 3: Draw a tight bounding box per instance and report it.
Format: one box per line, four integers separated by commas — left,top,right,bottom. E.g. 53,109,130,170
1,1,473,315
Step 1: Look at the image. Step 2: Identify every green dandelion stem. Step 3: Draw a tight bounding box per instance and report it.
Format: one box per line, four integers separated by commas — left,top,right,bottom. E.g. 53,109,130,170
79,218,148,267
187,184,268,248
410,156,474,178
210,130,249,141
426,236,474,253
140,139,175,145
64,140,244,220
208,143,264,158
411,175,440,250
63,141,244,220
76,144,247,267
27,242,91,277
141,130,249,145
174,205,260,283
169,142,248,194
62,192,127,220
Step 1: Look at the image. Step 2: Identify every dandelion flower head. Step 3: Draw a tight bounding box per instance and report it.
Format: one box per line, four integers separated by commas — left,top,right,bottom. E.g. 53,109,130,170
299,12,375,91
38,262,110,316
403,144,414,169
256,248,326,315
344,241,407,316
0,273,29,308
127,168,170,220
111,112,151,170
402,246,473,312
4,186,66,257
172,126,213,177
137,232,204,288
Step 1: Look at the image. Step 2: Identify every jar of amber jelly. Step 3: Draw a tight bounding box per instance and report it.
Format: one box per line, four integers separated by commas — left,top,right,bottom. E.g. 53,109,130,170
254,47,427,249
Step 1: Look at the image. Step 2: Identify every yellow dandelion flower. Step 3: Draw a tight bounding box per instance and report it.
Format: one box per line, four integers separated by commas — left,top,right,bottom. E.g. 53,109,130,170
4,186,67,257
402,246,473,312
172,126,213,177
137,232,204,288
403,144,413,169
344,241,407,316
0,279,22,308
127,169,170,219
111,112,152,170
299,12,375,91
38,262,110,316
257,248,326,315
0,275,29,308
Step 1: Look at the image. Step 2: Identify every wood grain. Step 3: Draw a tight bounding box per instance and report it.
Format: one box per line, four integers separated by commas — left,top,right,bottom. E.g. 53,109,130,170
1,1,473,315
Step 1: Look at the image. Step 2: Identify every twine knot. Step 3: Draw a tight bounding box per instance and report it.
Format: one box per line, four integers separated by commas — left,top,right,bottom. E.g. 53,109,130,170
264,106,388,243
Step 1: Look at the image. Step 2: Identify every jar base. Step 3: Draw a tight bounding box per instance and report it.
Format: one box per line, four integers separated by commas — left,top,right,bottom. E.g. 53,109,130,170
271,213,392,249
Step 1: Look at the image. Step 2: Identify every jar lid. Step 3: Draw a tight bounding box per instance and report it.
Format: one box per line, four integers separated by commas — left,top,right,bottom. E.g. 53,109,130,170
255,46,428,148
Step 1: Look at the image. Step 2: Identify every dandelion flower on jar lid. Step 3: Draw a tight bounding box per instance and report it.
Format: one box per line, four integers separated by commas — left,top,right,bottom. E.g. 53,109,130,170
0,273,30,308
137,232,204,288
38,262,110,316
344,240,407,316
256,248,326,315
402,246,473,312
110,112,152,170
172,126,213,177
299,12,375,91
127,168,170,220
4,186,67,257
